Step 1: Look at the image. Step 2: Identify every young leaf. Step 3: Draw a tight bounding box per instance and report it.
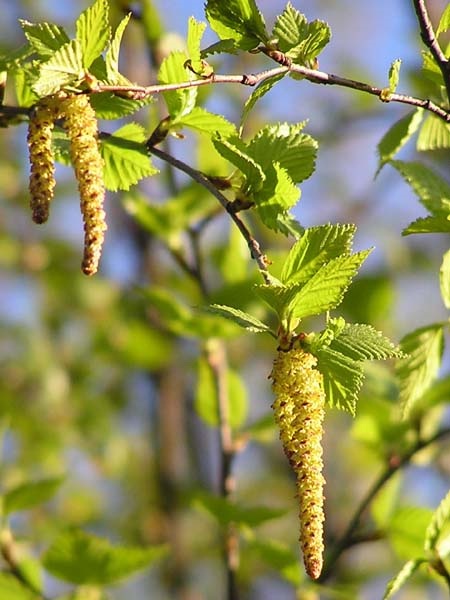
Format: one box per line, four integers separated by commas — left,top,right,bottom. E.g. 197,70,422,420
383,558,426,600
202,304,273,335
212,135,265,190
329,323,402,361
440,249,450,309
0,572,37,600
285,249,372,321
100,123,158,192
43,529,167,584
241,73,286,128
388,58,402,93
195,357,248,429
205,0,268,51
417,114,450,151
105,12,131,83
403,215,450,235
175,107,237,137
396,323,444,418
19,20,70,58
436,3,450,36
89,91,153,120
76,0,111,69
192,492,284,527
3,477,64,515
424,489,450,552
158,51,196,119
248,539,302,586
376,109,423,173
187,16,207,72
33,39,83,95
280,223,356,285
389,505,432,558
315,347,365,414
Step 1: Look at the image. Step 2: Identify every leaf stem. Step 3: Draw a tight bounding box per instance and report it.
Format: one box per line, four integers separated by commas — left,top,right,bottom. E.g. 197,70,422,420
320,426,450,580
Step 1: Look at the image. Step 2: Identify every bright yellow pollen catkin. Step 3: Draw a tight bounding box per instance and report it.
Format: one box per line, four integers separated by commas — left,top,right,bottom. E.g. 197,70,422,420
271,347,326,580
27,95,60,224
61,94,106,276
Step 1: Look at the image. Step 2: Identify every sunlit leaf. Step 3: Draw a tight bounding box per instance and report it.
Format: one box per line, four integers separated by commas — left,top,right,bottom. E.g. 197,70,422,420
440,249,450,309
424,489,450,552
391,159,450,215
76,0,111,69
417,114,450,151
175,107,236,136
205,0,268,51
158,51,196,118
19,20,70,58
376,110,423,173
383,558,426,600
329,323,402,361
33,39,83,95
3,477,64,515
213,135,265,190
105,12,131,83
316,347,364,414
202,304,273,335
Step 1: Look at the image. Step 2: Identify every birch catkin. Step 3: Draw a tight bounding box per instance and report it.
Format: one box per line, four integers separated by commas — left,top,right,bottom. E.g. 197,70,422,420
27,96,60,224
271,347,326,580
61,94,106,276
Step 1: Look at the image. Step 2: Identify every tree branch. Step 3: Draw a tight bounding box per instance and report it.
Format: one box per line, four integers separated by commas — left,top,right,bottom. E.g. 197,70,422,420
412,0,450,102
320,426,450,581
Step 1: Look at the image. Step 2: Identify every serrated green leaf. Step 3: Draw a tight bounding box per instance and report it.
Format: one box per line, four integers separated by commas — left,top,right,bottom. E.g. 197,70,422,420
396,323,444,418
424,489,450,552
202,304,273,335
0,572,37,600
437,4,450,36
247,122,317,184
76,0,111,69
390,160,450,216
201,39,240,58
286,249,372,321
440,249,450,309
3,477,64,515
212,135,265,190
89,91,153,120
13,67,39,107
205,0,268,51
403,215,450,235
417,114,450,151
100,123,158,192
19,20,70,58
254,162,300,232
195,356,248,429
254,281,290,318
105,12,131,83
158,51,196,118
388,58,401,92
175,107,236,136
192,491,284,527
316,347,364,414
187,16,206,71
43,529,167,584
376,110,423,173
240,73,286,129
33,39,84,95
330,323,402,361
383,558,426,600
272,3,330,65
280,223,356,285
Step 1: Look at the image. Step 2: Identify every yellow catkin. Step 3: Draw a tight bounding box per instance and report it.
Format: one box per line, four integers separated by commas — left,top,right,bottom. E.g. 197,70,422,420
61,94,106,276
271,347,326,580
27,95,60,224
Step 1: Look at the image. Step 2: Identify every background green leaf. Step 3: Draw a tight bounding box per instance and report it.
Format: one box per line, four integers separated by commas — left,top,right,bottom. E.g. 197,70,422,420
3,478,64,515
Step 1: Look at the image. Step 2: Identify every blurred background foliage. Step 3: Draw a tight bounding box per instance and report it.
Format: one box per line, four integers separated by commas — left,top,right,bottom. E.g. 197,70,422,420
0,1,449,599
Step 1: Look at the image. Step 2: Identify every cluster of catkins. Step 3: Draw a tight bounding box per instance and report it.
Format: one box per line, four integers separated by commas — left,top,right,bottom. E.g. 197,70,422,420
270,344,326,580
27,93,106,276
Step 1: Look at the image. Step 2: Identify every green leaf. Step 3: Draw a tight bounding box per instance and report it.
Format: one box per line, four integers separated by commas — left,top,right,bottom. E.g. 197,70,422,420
388,58,402,92
205,0,268,51
192,492,284,527
316,347,364,414
202,304,273,335
3,477,64,515
440,249,450,309
403,215,450,235
76,0,111,69
272,3,330,65
247,539,302,586
383,559,427,600
100,123,158,192
436,4,450,36
417,114,450,151
175,107,236,136
43,530,167,585
89,91,153,120
19,20,70,58
158,51,196,118
390,160,450,216
389,505,432,559
247,122,318,184
0,573,37,600
195,356,248,429
241,73,286,128
329,323,402,361
280,223,356,285
376,110,423,173
286,249,372,321
33,39,84,95
187,16,207,72
424,489,450,553
105,12,131,83
396,323,444,418
212,135,265,190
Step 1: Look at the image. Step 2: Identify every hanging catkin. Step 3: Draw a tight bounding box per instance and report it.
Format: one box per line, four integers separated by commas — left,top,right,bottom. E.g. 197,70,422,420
61,94,106,276
27,95,60,224
271,346,326,580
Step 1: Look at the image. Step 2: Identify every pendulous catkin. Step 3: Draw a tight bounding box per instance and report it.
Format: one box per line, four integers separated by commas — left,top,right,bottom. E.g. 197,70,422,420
27,95,60,224
271,346,326,580
61,94,106,276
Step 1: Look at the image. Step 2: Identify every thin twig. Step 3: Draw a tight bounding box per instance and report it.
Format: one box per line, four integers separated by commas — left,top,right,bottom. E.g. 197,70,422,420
320,426,450,581
412,0,450,102
147,145,271,282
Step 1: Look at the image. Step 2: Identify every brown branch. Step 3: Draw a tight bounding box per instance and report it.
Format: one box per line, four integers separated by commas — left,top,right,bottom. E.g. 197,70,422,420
319,426,450,581
147,145,271,283
412,0,450,102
